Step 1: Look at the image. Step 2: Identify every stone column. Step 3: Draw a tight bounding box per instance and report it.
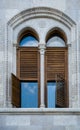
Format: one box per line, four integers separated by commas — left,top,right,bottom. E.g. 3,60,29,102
39,44,46,108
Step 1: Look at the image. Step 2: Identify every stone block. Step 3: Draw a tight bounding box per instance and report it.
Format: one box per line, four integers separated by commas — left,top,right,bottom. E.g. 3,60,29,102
43,125,65,130
0,126,18,130
30,115,53,126
0,115,6,126
6,115,30,126
53,115,77,126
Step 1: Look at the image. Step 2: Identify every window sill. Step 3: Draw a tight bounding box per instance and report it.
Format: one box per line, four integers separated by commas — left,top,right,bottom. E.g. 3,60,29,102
0,108,80,115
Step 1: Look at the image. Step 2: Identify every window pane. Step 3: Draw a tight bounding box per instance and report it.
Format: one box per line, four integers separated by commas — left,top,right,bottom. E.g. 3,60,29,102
47,82,56,108
47,36,65,47
20,36,38,47
21,82,38,108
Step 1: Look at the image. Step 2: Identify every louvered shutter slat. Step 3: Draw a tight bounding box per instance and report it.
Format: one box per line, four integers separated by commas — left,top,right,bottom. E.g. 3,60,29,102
20,51,37,79
46,49,65,80
17,48,38,80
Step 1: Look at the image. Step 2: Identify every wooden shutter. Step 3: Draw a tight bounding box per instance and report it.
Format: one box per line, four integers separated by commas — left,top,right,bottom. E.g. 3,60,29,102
17,47,40,107
56,74,65,107
46,47,68,107
46,48,66,80
17,47,38,81
12,73,21,107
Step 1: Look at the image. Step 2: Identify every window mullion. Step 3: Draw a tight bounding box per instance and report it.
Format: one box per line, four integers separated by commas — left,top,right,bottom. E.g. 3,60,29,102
39,44,46,108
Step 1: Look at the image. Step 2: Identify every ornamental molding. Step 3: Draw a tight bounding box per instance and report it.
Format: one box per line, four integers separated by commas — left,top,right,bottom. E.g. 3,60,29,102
8,7,76,29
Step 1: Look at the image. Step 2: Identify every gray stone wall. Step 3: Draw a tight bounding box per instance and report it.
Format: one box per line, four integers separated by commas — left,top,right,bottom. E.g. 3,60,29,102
0,108,80,130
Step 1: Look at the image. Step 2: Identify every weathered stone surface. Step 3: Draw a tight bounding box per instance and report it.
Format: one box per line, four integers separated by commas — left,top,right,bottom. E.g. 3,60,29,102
0,109,79,129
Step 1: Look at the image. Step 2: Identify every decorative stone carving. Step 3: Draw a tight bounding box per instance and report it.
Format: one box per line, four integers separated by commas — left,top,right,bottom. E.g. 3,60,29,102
38,44,46,54
8,7,76,28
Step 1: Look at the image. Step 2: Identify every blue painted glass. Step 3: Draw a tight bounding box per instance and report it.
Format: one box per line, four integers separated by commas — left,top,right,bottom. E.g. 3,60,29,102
21,82,38,108
47,82,56,108
47,36,65,47
20,36,38,46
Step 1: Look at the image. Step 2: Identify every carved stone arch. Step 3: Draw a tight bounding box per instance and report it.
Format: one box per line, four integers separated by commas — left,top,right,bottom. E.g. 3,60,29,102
6,7,77,108
7,7,76,47
17,27,40,44
8,7,76,27
45,27,67,44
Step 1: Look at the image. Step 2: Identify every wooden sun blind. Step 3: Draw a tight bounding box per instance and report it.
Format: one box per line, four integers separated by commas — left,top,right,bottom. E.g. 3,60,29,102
12,73,21,107
46,48,66,80
46,47,68,107
56,74,65,107
17,47,38,80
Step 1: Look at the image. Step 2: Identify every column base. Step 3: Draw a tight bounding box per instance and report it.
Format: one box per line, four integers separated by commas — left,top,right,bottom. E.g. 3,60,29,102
40,104,45,108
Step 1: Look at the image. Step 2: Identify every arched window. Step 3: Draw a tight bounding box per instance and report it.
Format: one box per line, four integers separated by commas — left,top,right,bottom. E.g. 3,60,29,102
20,35,38,47
12,28,68,108
47,36,66,47
45,28,68,108
12,29,40,108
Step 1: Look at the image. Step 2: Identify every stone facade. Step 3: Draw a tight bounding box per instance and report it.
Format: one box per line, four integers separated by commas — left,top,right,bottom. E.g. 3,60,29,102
0,108,80,130
0,0,80,129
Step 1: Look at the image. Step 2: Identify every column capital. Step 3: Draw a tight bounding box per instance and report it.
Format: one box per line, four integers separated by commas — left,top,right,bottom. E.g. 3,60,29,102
38,44,46,54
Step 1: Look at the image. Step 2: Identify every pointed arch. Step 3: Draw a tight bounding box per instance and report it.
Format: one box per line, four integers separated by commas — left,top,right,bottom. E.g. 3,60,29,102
45,27,67,45
17,27,39,44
